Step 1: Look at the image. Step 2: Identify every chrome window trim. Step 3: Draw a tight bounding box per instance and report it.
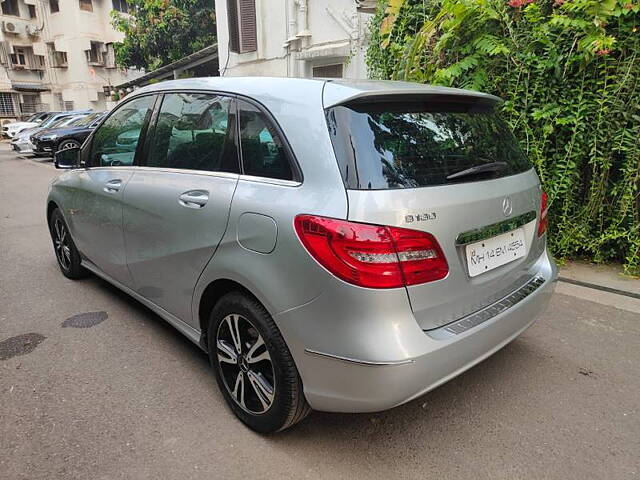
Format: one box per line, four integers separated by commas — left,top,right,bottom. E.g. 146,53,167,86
131,166,240,180
455,210,537,245
238,174,302,187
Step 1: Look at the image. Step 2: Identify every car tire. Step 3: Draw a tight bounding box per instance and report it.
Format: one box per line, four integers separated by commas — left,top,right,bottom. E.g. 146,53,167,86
49,208,87,279
57,139,81,152
207,291,311,433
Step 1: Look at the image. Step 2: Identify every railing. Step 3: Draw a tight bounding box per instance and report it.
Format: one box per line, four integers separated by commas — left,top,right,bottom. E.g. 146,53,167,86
20,103,49,114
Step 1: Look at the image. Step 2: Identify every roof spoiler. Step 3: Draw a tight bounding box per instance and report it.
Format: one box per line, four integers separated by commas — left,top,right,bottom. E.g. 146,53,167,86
323,81,502,109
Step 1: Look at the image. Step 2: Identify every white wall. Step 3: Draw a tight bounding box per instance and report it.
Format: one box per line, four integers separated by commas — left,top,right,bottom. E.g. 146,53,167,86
215,0,372,79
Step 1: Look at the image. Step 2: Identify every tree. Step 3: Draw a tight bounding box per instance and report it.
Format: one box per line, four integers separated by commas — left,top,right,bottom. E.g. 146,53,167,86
111,0,216,71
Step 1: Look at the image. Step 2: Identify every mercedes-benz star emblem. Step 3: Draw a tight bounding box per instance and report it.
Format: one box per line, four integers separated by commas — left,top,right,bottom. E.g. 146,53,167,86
502,196,513,217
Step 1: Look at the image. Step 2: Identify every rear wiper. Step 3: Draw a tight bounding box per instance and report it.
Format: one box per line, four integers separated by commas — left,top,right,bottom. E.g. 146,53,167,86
446,161,508,181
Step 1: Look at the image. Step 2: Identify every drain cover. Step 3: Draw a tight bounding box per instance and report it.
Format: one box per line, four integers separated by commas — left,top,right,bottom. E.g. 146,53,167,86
61,311,108,328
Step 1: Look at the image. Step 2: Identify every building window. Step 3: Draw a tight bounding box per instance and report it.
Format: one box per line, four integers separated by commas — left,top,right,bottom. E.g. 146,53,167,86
105,43,116,68
33,54,45,69
47,43,68,67
227,0,257,53
54,93,64,110
112,0,128,13
312,64,344,78
79,0,93,12
49,0,59,13
10,47,27,68
20,94,42,114
85,41,105,65
0,93,15,116
54,93,74,112
28,4,37,18
1,0,20,16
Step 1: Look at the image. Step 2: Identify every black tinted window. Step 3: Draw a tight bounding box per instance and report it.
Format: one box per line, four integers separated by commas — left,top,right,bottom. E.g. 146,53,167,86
326,99,531,189
91,95,154,167
238,100,292,180
147,93,238,173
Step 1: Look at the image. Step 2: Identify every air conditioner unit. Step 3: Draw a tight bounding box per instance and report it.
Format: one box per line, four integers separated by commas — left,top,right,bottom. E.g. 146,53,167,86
26,24,40,36
2,22,20,34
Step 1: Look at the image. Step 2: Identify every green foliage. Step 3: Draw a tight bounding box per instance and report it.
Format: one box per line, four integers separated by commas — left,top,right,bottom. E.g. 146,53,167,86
367,0,640,274
111,0,216,71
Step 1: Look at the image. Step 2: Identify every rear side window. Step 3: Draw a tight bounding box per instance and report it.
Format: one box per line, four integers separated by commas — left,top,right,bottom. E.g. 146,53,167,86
326,99,531,190
147,93,239,173
238,100,293,181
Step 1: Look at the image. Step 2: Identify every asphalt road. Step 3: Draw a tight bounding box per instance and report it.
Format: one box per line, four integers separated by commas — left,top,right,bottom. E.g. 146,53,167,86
1,146,639,480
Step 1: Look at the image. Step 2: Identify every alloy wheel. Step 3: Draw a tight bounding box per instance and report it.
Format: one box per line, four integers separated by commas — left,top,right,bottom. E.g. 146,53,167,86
216,313,275,414
53,218,71,271
60,141,80,151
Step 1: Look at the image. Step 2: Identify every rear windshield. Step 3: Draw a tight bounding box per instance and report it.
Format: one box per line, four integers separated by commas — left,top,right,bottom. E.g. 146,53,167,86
325,99,531,190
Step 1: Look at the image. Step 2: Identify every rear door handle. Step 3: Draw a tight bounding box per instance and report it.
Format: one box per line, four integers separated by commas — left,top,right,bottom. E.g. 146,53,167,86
179,190,209,209
103,179,122,193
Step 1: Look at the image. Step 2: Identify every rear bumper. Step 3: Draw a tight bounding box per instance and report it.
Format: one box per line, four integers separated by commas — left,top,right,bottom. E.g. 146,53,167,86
277,249,557,413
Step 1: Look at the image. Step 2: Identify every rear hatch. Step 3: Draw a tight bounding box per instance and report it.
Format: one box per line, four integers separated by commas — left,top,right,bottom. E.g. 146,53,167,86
325,92,546,330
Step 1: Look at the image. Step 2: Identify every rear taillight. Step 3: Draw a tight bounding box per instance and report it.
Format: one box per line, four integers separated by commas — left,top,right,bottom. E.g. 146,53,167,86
294,215,448,289
538,191,548,237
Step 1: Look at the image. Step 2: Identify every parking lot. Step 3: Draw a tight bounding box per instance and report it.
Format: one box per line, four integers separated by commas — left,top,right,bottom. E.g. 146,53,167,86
1,145,639,480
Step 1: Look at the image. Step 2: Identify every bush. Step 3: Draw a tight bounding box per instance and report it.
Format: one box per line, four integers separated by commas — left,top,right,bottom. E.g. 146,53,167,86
367,0,640,274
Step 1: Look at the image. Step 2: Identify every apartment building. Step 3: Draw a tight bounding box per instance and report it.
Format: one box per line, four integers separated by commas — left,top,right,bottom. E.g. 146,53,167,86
0,0,140,122
214,0,376,79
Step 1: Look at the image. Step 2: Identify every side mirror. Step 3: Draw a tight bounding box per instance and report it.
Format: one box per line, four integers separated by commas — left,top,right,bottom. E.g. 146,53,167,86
35,119,42,123
54,147,81,169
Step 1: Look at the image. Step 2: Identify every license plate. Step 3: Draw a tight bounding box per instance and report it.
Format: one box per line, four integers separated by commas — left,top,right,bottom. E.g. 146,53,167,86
465,228,526,277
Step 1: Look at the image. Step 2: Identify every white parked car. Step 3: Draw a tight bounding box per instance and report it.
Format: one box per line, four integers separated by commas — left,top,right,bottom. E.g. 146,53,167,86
3,112,50,138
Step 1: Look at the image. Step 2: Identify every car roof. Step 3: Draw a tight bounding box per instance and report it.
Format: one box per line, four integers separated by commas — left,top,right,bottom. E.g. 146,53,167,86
129,77,501,109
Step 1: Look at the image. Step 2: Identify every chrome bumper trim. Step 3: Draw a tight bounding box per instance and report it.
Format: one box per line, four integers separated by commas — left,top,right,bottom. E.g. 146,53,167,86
304,349,414,367
430,275,546,337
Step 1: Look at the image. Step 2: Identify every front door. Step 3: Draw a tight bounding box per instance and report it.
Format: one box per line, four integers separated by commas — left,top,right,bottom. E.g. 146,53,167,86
67,94,156,286
122,92,240,325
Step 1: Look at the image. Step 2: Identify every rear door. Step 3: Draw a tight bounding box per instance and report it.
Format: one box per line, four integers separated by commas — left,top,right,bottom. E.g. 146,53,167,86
122,92,240,325
326,95,546,330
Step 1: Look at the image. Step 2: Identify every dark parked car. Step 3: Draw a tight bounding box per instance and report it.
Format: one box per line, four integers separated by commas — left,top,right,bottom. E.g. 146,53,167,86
31,112,107,155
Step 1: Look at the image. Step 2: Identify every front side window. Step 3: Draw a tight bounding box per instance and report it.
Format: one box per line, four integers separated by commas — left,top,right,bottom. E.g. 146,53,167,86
238,100,292,180
90,95,154,167
147,93,239,173
49,0,59,12
326,99,532,189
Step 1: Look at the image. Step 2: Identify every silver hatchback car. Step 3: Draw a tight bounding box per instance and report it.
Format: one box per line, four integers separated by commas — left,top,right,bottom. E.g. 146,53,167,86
47,77,557,432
